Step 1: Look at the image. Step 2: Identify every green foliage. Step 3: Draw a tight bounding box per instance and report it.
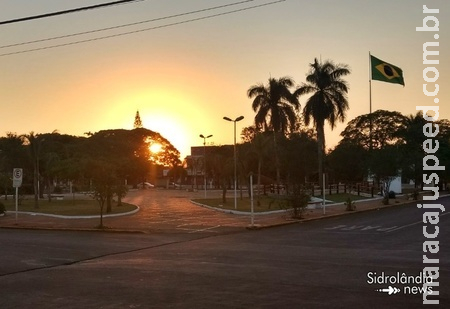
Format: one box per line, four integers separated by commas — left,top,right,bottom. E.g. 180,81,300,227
248,76,300,184
295,58,351,190
340,110,407,149
411,188,420,200
328,142,367,183
279,131,318,184
344,197,356,211
3,198,136,216
369,145,401,191
248,77,299,134
280,185,310,219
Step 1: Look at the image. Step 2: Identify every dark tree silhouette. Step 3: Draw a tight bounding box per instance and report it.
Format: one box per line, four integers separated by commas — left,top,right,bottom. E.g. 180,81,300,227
248,77,300,184
295,58,350,190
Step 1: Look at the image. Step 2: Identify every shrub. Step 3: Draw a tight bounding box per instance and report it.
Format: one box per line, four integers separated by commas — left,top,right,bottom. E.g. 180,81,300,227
388,191,396,199
0,202,6,215
411,188,420,200
345,197,356,211
277,185,309,219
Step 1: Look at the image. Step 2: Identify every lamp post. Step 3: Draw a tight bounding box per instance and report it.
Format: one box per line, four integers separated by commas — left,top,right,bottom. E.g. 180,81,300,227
199,134,213,198
223,115,244,210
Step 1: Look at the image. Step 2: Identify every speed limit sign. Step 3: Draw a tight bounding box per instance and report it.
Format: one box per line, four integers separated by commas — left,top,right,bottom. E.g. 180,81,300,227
13,168,23,188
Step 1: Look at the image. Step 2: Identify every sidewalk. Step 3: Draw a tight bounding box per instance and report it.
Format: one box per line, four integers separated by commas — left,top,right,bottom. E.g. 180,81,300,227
0,190,417,234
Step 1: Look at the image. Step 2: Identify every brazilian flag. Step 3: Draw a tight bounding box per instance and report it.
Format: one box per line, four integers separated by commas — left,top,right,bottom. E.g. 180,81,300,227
371,55,405,86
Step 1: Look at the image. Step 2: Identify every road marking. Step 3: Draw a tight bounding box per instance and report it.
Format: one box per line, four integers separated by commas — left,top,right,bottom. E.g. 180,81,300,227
385,212,450,233
361,225,381,231
324,224,398,232
323,212,449,233
376,226,398,232
341,225,365,230
324,225,347,230
188,225,221,234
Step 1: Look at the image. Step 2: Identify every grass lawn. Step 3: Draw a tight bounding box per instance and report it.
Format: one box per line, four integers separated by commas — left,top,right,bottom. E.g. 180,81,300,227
1,197,137,216
192,195,293,213
193,192,372,212
319,193,371,203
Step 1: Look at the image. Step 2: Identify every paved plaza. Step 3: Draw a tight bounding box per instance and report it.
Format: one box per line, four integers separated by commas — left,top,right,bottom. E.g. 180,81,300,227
0,188,417,234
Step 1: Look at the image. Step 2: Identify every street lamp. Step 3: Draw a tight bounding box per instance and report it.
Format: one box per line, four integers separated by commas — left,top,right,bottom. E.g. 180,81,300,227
199,134,213,198
223,115,244,209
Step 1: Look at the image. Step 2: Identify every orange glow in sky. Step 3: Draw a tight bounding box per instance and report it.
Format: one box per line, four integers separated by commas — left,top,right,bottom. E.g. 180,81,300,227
149,142,162,154
0,1,449,159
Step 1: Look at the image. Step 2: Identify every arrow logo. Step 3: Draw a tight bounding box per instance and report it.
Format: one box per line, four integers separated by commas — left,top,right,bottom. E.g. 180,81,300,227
375,286,401,295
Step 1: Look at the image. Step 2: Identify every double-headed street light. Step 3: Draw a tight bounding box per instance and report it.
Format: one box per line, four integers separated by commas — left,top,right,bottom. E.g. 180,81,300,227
223,115,244,210
199,134,213,198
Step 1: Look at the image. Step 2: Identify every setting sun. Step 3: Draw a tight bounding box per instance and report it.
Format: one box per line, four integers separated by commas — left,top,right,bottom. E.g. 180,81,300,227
149,143,162,153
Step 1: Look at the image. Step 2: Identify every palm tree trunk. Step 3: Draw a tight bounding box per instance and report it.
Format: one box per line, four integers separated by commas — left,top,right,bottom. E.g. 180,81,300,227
273,132,281,185
33,159,39,209
257,158,262,197
317,124,325,196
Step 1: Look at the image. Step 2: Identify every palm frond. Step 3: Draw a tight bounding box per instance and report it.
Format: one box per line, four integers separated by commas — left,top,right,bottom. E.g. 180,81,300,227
247,84,267,98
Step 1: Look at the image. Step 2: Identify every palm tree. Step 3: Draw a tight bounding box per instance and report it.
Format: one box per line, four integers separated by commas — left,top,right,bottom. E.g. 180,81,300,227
247,77,300,184
294,58,350,191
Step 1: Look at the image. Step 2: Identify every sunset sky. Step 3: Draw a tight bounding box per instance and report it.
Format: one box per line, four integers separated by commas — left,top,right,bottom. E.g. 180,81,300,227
1,0,448,159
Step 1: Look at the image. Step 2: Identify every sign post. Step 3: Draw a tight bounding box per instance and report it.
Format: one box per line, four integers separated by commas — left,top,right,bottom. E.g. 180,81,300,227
13,168,23,223
250,173,254,228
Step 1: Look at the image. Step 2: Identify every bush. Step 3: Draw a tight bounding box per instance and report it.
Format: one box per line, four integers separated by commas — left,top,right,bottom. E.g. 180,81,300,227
411,188,420,200
277,185,309,219
388,191,396,199
0,202,6,215
345,197,356,211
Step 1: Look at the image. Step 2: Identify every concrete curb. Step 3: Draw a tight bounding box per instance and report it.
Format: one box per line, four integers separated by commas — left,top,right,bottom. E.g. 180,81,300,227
190,196,385,216
1,194,448,233
0,207,142,234
5,206,140,219
0,224,148,234
246,193,450,230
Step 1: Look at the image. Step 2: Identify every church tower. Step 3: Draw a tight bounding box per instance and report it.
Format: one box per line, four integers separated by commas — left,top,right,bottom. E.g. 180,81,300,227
134,110,143,129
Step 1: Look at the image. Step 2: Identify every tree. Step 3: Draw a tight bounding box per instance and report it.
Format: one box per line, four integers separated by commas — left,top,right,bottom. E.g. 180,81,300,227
0,133,27,199
279,129,318,185
396,112,427,186
209,146,233,203
133,128,181,167
87,159,118,228
167,164,187,189
35,132,81,201
294,58,350,191
240,125,261,143
340,110,407,149
22,132,45,209
328,142,367,184
369,145,401,203
248,76,300,184
396,113,450,188
249,132,272,198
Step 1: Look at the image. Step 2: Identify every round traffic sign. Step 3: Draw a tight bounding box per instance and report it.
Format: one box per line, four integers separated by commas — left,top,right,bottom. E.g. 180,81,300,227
13,168,22,179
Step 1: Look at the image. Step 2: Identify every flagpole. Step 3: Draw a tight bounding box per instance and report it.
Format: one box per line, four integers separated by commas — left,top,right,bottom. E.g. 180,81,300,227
369,51,372,115
369,51,373,151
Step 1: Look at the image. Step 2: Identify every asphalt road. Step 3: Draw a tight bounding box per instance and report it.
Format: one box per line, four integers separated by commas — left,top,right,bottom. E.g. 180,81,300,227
1,197,449,308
